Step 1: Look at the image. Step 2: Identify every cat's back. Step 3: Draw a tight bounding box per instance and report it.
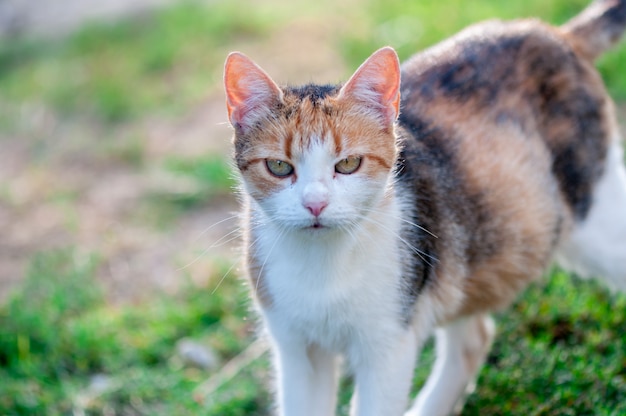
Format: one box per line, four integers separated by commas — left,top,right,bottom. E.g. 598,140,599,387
396,18,615,318
399,16,614,228
400,18,610,146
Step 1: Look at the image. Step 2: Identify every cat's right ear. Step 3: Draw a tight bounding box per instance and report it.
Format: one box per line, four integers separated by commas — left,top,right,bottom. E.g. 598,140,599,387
224,52,283,132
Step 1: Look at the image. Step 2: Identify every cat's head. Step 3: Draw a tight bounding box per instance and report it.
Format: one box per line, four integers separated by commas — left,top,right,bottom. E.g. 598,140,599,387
223,47,401,233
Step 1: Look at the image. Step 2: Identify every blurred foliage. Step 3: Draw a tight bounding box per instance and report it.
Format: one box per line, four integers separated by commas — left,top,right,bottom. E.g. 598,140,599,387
162,154,236,206
0,249,266,414
135,155,236,228
1,0,625,126
0,0,273,123
341,0,626,100
3,249,623,414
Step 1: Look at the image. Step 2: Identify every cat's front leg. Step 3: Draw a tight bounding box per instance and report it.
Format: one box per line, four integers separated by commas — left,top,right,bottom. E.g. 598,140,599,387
350,326,419,416
272,332,338,416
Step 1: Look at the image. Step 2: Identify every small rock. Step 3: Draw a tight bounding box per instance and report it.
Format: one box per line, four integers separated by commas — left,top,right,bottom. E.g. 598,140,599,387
88,373,114,395
176,338,218,370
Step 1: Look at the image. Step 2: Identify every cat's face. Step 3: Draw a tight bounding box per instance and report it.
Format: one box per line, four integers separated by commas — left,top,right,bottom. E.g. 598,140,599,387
224,48,401,233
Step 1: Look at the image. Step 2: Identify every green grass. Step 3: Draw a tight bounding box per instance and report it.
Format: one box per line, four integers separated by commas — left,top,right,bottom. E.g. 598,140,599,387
341,0,626,100
162,154,236,206
0,249,267,414
0,1,273,124
2,0,625,126
2,251,625,414
464,272,626,415
135,155,237,228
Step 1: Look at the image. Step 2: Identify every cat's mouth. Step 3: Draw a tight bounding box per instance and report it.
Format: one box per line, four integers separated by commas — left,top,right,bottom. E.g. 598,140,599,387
306,220,326,230
310,221,324,229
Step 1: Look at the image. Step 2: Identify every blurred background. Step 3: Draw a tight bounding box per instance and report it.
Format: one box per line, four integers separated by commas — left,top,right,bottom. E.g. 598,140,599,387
1,0,625,414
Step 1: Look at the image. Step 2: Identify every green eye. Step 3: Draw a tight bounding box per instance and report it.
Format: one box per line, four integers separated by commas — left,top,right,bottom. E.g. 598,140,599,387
335,156,362,174
266,159,294,177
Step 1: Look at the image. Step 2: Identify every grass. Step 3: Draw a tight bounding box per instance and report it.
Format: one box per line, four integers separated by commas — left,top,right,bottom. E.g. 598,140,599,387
0,0,273,124
3,0,624,130
0,249,267,414
2,251,625,414
134,155,237,228
2,0,626,414
466,272,626,415
341,0,626,100
161,154,236,208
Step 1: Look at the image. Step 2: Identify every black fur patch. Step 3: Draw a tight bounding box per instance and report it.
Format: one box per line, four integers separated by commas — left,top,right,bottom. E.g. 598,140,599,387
525,46,608,219
436,35,525,105
605,0,626,33
396,113,503,324
284,83,341,105
395,115,447,315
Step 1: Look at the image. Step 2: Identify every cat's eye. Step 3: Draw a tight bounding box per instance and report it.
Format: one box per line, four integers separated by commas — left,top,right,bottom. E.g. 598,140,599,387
335,156,362,174
266,159,294,177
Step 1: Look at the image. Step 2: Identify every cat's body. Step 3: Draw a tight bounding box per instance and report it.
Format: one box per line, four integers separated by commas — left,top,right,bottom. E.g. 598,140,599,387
223,1,626,415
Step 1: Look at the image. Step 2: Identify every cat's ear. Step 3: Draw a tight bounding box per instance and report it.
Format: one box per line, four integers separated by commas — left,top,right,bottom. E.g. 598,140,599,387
338,47,401,126
224,52,283,132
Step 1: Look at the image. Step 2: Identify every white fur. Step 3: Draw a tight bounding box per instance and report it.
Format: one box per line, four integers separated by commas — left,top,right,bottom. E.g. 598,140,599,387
248,140,426,415
557,138,626,289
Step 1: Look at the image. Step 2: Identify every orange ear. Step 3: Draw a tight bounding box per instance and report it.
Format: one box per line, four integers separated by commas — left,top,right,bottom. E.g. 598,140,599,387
338,47,401,125
223,52,283,131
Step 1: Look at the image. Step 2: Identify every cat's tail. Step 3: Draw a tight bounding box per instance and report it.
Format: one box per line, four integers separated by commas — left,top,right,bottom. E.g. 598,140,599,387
562,0,626,61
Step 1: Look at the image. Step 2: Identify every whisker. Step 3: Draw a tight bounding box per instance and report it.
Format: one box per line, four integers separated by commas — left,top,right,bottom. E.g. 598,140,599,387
177,227,241,272
209,227,242,249
177,246,214,272
255,228,285,295
211,259,239,295
397,217,438,239
357,213,439,267
192,214,240,244
360,206,438,238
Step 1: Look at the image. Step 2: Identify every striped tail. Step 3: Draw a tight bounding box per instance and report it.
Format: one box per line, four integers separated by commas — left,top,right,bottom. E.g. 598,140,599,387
562,0,626,60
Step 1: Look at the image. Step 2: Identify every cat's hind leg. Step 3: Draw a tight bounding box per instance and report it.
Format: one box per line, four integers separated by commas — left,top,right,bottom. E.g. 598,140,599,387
557,138,626,289
405,314,495,416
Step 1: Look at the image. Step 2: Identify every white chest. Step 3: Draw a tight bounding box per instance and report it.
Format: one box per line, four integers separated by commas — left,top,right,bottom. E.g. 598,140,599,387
257,225,404,352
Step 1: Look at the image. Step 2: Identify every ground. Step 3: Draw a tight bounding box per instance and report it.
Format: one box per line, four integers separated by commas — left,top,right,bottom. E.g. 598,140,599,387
0,0,347,302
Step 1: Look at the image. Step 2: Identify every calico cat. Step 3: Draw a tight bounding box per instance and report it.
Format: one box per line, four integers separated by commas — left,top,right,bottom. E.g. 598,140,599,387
223,0,626,415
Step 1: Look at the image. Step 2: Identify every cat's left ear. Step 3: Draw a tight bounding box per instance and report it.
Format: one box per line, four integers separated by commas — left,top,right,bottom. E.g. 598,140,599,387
338,47,401,126
224,52,283,132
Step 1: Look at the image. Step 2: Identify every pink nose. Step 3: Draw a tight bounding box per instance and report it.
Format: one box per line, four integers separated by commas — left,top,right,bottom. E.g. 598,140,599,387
305,200,328,217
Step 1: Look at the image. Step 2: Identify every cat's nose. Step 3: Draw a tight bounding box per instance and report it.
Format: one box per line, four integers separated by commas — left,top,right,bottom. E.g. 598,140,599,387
302,181,329,217
305,200,328,217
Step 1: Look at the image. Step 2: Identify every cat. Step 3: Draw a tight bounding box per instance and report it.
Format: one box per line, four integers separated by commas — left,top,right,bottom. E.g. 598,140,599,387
223,0,626,415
